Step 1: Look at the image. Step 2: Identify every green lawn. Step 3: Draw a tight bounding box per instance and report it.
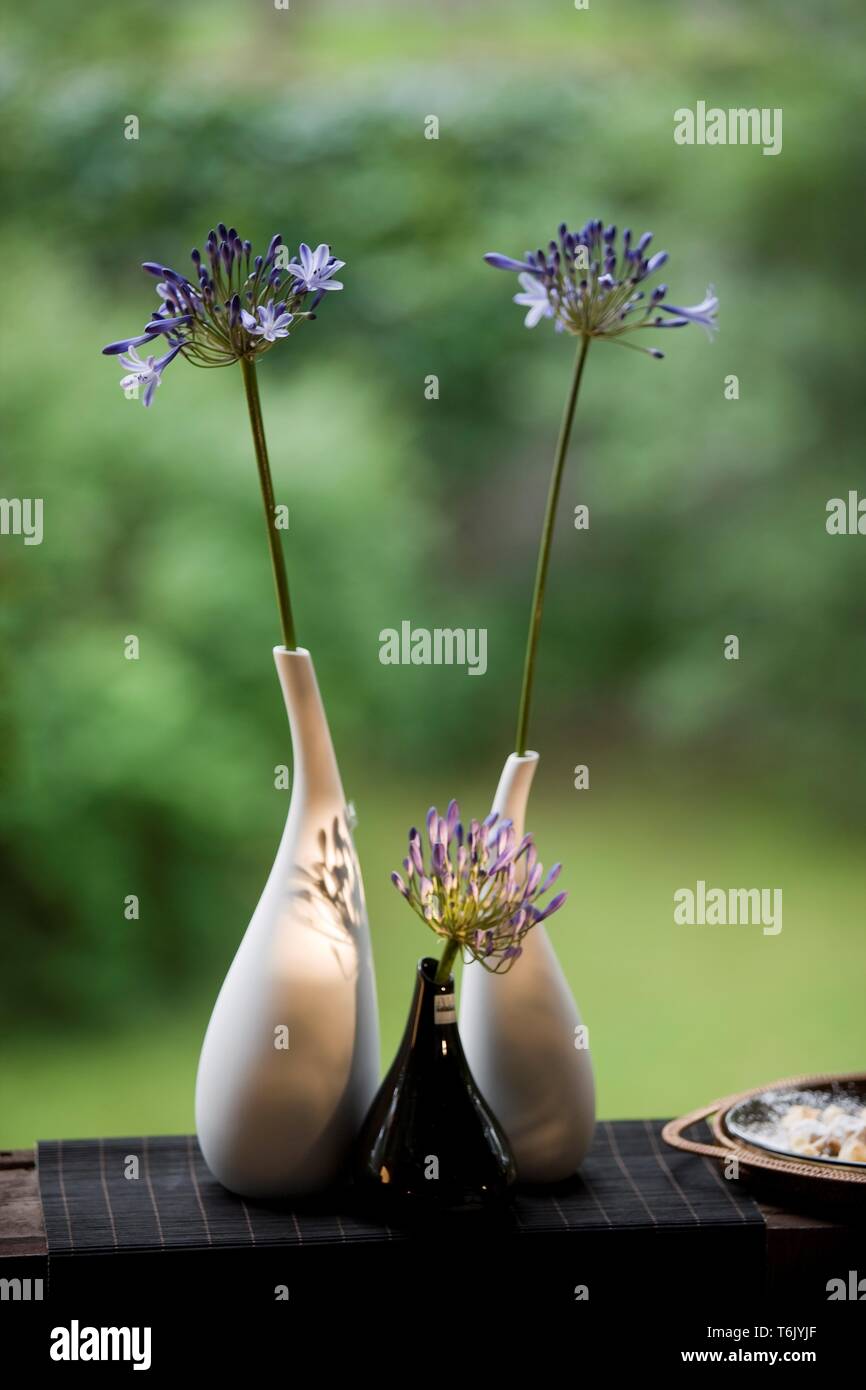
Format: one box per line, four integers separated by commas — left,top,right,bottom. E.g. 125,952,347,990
2,766,864,1148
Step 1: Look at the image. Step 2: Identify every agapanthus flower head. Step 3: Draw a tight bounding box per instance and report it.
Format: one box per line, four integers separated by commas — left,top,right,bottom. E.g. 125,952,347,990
485,219,717,359
391,799,567,973
102,225,345,404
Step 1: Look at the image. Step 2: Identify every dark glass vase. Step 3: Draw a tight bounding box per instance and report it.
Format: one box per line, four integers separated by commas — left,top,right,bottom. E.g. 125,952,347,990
353,956,516,1219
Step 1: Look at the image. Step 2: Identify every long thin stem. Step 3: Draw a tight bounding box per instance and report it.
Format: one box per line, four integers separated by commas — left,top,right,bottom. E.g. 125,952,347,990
435,940,459,984
514,334,591,756
240,355,297,650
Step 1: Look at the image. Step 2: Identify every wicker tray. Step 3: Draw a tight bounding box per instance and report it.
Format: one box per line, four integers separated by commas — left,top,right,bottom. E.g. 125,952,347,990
662,1071,866,1212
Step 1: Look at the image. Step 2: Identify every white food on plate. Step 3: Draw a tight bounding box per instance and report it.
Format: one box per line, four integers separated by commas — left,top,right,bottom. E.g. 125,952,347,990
772,1101,866,1161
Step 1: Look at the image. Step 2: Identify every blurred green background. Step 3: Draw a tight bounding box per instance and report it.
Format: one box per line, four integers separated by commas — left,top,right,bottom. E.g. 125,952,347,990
2,0,865,1146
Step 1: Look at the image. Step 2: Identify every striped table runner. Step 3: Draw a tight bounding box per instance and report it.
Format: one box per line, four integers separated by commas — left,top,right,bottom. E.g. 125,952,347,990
37,1120,763,1254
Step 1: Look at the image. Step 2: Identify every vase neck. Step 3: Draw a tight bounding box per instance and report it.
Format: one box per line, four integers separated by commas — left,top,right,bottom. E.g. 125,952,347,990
400,957,459,1057
273,647,346,807
491,751,539,841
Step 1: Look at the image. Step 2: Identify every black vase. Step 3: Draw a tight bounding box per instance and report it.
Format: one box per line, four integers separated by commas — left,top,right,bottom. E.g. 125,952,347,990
353,957,516,1218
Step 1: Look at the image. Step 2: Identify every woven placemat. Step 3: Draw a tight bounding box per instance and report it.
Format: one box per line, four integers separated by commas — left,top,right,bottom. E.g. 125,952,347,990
37,1119,763,1255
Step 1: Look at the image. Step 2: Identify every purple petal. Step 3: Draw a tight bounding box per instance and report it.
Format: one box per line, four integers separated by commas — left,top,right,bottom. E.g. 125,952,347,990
143,315,191,335
484,252,539,273
155,343,183,369
538,890,567,921
102,331,160,355
539,863,562,893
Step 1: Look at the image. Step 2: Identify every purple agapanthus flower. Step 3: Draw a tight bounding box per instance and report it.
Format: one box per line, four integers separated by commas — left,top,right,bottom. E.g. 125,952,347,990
240,300,294,342
117,343,183,408
658,286,719,339
514,272,556,328
485,219,718,359
285,242,345,295
102,224,345,405
391,799,566,974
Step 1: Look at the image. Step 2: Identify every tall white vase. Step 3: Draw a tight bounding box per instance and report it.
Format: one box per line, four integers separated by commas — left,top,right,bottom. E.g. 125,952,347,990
195,647,380,1197
459,751,595,1182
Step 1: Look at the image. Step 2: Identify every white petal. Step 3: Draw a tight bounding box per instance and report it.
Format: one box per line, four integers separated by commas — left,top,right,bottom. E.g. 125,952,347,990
517,272,544,296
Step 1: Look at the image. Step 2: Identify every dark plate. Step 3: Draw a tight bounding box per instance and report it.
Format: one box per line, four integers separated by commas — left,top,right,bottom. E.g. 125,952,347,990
724,1078,866,1168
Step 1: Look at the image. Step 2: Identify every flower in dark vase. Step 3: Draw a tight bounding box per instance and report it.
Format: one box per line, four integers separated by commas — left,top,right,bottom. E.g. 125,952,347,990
352,801,567,1220
391,799,566,977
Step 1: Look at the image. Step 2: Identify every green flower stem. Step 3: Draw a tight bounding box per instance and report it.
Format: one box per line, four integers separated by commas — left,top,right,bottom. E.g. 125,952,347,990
514,333,592,756
240,355,297,651
435,940,460,985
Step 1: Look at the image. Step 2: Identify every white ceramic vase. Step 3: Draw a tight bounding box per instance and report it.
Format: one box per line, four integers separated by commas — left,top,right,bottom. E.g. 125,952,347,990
459,750,596,1182
195,647,380,1197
